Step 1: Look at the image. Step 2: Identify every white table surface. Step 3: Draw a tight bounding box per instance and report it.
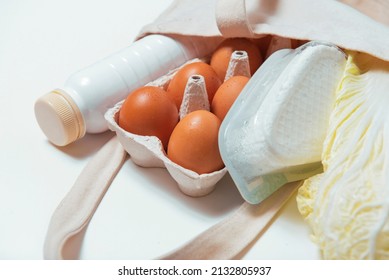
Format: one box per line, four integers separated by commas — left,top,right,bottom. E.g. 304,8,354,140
0,0,320,260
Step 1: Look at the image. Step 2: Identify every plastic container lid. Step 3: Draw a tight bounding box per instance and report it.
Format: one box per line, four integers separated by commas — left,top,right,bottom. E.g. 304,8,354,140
34,89,85,146
218,42,347,204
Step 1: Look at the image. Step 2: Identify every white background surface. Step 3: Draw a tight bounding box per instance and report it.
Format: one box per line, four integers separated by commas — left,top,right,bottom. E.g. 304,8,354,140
0,0,320,259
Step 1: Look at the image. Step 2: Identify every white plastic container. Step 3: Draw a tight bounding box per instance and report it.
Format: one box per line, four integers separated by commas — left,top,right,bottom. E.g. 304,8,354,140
34,34,220,146
219,42,347,204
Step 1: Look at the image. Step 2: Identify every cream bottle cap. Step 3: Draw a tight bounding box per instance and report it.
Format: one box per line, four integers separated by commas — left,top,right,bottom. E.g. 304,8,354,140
34,89,86,146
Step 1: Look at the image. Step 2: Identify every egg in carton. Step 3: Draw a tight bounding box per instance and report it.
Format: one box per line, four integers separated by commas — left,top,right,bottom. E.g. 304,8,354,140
105,53,250,197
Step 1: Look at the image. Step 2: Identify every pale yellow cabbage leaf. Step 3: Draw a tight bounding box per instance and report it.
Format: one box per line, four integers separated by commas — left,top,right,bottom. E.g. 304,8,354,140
297,52,389,259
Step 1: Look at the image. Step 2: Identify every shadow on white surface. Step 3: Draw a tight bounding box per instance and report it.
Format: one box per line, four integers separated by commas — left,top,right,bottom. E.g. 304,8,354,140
53,131,116,159
126,160,244,217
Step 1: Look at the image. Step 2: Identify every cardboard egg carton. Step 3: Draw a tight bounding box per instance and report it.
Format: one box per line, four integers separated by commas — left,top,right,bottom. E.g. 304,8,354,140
105,59,228,197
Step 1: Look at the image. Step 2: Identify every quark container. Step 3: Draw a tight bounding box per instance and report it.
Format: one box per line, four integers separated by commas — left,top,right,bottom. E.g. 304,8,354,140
218,42,347,204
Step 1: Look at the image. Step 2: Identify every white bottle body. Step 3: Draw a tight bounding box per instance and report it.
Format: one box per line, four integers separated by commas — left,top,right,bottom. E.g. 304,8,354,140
61,34,220,133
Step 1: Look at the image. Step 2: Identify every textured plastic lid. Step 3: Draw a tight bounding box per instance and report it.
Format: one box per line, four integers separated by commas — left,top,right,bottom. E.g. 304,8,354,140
218,42,347,204
34,89,85,146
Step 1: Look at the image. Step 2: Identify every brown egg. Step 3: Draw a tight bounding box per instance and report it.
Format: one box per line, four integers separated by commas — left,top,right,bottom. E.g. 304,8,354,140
211,76,249,121
118,86,178,149
167,62,222,109
210,38,263,81
167,110,224,174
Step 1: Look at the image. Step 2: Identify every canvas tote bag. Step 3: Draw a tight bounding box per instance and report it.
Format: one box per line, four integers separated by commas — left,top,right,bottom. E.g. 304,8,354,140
44,0,389,260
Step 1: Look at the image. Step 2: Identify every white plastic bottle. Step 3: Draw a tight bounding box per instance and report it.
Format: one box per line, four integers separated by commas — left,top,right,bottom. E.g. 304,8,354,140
34,34,220,146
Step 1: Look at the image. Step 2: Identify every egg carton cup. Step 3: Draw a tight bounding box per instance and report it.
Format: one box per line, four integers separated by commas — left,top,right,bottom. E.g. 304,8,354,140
105,59,228,197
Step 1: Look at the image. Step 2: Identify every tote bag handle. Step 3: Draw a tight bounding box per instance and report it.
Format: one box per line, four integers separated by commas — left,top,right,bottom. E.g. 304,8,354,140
215,0,253,37
43,136,300,259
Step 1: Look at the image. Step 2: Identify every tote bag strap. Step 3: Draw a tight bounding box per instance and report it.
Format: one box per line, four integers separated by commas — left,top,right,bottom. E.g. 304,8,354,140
43,136,300,259
215,0,253,38
44,136,128,259
160,181,299,260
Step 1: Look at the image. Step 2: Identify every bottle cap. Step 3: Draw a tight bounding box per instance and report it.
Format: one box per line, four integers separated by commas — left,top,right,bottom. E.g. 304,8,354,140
34,89,86,146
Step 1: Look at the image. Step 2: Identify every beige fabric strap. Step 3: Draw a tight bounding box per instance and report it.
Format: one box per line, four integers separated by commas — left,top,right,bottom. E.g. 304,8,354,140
160,181,300,260
43,136,300,259
340,0,389,26
44,136,128,259
138,0,389,63
215,0,253,37
215,0,389,39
